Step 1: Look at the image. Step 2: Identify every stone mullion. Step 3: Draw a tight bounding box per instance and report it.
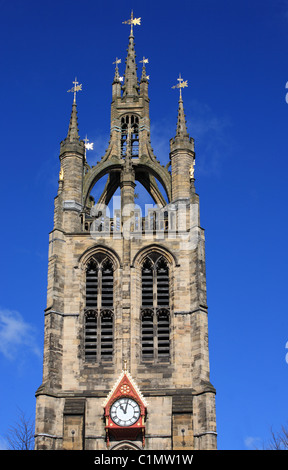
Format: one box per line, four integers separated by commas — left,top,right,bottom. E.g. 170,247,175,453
152,266,158,361
97,266,102,310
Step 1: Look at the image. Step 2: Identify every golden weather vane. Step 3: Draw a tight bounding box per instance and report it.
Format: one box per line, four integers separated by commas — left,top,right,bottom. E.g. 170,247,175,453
172,73,188,100
122,10,141,35
67,77,82,103
83,135,94,161
83,135,94,151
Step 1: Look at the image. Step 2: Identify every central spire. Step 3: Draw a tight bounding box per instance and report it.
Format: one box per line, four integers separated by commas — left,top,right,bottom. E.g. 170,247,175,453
122,11,141,99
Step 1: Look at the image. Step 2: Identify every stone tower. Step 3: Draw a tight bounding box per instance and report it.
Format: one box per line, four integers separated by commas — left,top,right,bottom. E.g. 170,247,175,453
35,14,217,451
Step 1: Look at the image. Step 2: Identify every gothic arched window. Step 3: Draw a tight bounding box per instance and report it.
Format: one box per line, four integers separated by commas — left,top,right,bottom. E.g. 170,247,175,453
84,256,114,363
141,254,170,362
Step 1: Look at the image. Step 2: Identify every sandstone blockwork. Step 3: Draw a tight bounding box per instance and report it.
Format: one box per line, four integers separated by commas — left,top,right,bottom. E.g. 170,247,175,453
34,17,217,451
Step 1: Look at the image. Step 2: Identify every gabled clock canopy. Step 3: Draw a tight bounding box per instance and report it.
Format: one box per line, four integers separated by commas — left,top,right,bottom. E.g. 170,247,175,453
103,365,148,447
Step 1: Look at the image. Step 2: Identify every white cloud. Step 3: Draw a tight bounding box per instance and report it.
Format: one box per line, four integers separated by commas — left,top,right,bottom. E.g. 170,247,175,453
187,99,232,177
149,99,232,179
244,436,262,449
0,308,41,360
86,132,111,166
0,435,8,450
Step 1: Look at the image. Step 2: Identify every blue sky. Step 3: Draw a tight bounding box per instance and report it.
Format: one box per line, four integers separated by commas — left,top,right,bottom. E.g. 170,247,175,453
0,0,288,450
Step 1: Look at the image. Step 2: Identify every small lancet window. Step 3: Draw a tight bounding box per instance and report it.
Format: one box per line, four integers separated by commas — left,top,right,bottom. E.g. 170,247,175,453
100,310,113,361
86,260,98,308
157,309,170,358
84,310,97,363
121,123,128,156
156,258,169,306
121,114,139,158
141,309,154,359
141,259,153,307
101,260,114,308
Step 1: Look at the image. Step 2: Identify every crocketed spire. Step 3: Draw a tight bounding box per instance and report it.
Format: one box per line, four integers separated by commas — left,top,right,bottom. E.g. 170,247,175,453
175,95,189,138
65,101,80,142
122,31,139,98
170,74,194,155
60,80,84,156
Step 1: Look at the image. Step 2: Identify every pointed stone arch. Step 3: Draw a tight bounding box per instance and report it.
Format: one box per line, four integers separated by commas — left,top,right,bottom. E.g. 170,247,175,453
110,440,142,450
82,159,171,209
78,244,122,270
131,243,179,269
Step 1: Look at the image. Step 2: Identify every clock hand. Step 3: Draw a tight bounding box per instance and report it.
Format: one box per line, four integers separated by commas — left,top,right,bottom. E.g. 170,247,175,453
124,399,129,414
119,403,126,413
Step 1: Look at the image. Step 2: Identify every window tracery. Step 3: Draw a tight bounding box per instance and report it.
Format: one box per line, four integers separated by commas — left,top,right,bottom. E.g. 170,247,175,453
121,115,139,158
140,254,170,362
84,256,114,363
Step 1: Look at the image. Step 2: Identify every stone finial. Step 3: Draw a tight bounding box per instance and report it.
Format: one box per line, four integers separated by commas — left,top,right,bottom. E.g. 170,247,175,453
113,58,122,84
140,57,149,83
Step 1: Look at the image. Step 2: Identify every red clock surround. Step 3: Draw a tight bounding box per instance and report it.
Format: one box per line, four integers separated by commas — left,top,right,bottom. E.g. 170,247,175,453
103,370,147,447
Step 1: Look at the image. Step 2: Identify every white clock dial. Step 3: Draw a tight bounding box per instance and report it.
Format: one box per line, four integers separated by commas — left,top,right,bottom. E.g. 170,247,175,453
110,398,141,427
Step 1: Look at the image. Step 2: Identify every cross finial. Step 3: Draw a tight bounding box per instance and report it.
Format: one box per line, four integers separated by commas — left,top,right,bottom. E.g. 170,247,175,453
123,359,128,372
113,57,121,66
122,10,141,36
140,57,149,65
172,73,188,100
67,77,82,103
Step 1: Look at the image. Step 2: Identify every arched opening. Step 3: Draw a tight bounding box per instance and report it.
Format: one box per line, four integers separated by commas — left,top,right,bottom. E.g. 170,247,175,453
121,114,139,158
84,255,115,363
110,440,142,450
140,253,170,363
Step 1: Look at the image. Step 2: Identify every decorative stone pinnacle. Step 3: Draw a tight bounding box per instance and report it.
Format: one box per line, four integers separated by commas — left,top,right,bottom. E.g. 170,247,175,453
140,57,149,82
113,57,122,83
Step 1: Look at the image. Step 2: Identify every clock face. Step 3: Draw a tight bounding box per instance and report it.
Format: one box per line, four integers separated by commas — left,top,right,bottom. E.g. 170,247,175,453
110,398,141,427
